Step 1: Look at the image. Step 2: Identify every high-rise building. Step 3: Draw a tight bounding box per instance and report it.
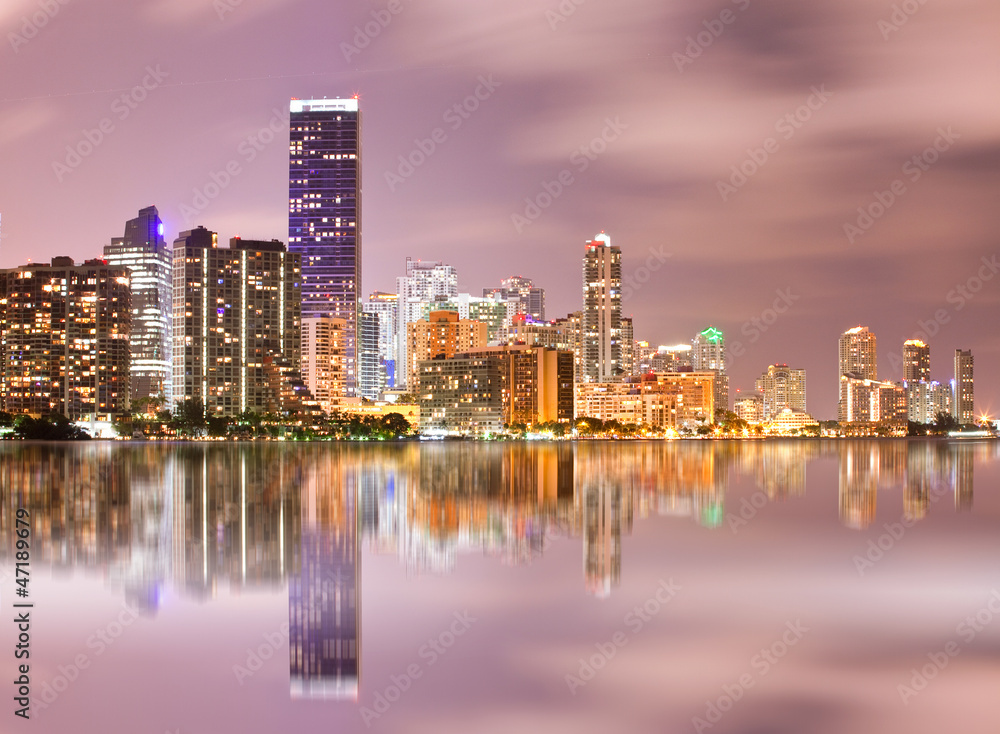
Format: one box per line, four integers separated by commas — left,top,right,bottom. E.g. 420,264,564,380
395,259,458,388
362,291,398,390
839,375,907,425
734,394,764,424
358,311,381,401
692,326,728,411
906,380,952,424
581,233,622,382
483,275,545,321
953,349,974,423
755,364,806,420
575,372,716,429
902,339,930,383
172,229,302,416
0,257,131,420
302,317,345,414
288,98,361,397
416,345,574,432
839,326,877,421
104,205,172,405
620,316,634,377
406,310,487,387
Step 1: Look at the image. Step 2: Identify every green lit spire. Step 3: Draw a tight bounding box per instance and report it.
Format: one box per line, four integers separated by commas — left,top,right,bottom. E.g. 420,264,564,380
700,326,723,343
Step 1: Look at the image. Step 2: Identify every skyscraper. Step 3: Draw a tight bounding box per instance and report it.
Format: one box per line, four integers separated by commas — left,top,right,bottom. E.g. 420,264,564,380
581,233,622,382
693,326,729,412
953,348,974,423
172,229,302,416
104,205,172,405
902,339,930,383
362,291,398,390
288,98,361,396
838,326,877,421
395,259,458,388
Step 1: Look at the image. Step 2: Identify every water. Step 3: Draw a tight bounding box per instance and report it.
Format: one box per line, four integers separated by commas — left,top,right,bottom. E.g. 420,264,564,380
1,439,999,733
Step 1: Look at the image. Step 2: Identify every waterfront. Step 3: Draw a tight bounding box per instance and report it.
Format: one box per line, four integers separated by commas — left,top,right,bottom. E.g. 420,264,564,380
2,439,999,733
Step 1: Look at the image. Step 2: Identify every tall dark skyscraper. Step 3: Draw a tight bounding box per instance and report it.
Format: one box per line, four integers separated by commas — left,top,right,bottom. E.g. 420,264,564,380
288,98,361,397
104,206,172,405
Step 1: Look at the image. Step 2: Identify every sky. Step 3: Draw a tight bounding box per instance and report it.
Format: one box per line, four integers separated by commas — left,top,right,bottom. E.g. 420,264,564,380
1,0,998,419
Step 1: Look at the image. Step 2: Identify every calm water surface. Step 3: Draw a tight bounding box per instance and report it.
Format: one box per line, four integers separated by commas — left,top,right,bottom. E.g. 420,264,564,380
1,439,999,733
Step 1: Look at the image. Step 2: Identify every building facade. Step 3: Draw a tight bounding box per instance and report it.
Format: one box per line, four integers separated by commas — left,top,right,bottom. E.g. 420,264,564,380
0,257,131,420
838,326,878,421
395,259,458,388
405,310,487,388
754,364,806,420
302,317,345,414
103,205,172,405
288,98,361,397
172,229,302,416
902,339,930,382
581,234,622,382
362,291,398,390
953,348,974,423
692,326,728,412
483,275,545,321
575,372,716,430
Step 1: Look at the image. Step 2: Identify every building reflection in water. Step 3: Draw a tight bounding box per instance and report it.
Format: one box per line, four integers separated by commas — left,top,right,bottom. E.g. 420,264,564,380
0,438,993,695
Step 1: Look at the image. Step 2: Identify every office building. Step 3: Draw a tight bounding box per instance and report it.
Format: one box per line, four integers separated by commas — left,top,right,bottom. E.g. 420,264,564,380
103,205,172,405
288,98,361,397
172,229,302,416
692,326,728,412
0,257,131,420
621,316,634,376
358,311,381,401
395,259,458,388
416,354,503,434
405,310,487,387
581,233,622,382
953,349,974,423
755,364,806,420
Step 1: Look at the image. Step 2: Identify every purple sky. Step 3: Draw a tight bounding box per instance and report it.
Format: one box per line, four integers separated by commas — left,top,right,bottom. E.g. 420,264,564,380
1,0,998,418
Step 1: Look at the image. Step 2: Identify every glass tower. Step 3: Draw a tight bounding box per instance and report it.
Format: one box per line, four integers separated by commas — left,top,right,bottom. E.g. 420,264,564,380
289,98,361,397
104,205,172,406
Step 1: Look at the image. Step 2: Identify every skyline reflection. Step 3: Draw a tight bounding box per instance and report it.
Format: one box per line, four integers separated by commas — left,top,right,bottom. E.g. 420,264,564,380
0,439,995,698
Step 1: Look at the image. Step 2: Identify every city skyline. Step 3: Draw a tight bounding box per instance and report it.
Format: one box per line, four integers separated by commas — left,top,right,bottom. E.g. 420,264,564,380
1,0,997,420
